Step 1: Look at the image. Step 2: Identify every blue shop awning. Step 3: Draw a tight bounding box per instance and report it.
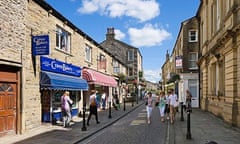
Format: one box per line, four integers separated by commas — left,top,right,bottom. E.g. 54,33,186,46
40,72,88,91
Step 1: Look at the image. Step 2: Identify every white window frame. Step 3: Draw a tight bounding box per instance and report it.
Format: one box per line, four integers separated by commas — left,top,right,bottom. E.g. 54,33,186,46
85,45,92,62
112,59,120,74
56,26,71,53
128,50,134,61
188,30,198,42
189,52,198,70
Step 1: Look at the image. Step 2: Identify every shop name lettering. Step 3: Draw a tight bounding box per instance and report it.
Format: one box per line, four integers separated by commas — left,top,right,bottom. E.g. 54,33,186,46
51,61,73,72
33,37,48,46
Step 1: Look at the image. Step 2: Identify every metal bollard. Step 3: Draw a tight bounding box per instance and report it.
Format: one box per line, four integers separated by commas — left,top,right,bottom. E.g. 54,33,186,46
123,98,126,111
108,101,112,118
180,102,184,121
81,103,87,131
186,110,191,139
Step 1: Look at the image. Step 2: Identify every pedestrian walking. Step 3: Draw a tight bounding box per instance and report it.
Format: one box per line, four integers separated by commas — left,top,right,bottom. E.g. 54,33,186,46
101,92,106,110
61,91,73,128
185,89,192,112
164,91,170,121
144,91,154,124
96,91,101,109
113,90,120,110
169,89,178,124
156,91,166,122
87,90,100,126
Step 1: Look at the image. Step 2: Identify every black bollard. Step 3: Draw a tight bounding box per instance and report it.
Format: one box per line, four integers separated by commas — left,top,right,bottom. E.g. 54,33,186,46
108,101,112,118
123,98,126,111
180,102,184,121
186,110,191,139
136,94,138,104
81,103,87,131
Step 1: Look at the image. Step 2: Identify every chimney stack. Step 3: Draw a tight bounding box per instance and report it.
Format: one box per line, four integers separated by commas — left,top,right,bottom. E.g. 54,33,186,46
106,27,115,40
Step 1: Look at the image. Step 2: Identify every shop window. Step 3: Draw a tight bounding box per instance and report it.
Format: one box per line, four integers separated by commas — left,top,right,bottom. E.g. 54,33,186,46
56,26,71,53
188,79,197,98
52,91,78,111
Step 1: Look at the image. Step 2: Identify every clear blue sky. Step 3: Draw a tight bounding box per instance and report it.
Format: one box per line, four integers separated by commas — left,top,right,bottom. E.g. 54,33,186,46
45,0,200,83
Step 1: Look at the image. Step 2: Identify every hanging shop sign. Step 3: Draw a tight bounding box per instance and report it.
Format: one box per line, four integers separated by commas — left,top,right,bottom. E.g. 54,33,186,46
40,56,81,77
32,35,50,56
175,56,183,69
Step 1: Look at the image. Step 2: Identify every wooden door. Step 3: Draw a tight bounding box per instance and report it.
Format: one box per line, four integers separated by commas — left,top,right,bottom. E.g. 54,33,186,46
0,83,16,136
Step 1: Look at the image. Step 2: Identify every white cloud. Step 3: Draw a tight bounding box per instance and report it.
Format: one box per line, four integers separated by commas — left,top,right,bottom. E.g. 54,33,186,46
78,0,99,13
114,29,126,40
144,69,161,83
128,24,171,47
77,0,160,22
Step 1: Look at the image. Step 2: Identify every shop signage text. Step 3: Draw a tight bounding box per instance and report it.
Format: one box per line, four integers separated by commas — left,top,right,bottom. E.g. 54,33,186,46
40,56,81,77
32,35,50,56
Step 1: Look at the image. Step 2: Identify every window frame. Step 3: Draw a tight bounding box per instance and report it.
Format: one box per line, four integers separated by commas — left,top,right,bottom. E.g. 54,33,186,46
188,52,198,70
85,45,92,63
188,30,198,42
56,26,71,53
128,50,134,61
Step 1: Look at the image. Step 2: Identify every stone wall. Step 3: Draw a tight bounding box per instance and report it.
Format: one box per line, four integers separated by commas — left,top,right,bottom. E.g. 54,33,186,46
0,0,26,66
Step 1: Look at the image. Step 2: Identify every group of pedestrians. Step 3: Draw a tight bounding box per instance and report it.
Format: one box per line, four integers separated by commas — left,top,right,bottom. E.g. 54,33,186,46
60,89,122,127
144,89,185,124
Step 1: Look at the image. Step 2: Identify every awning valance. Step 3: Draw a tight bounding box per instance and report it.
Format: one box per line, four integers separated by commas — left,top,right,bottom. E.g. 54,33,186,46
40,72,89,91
82,68,117,87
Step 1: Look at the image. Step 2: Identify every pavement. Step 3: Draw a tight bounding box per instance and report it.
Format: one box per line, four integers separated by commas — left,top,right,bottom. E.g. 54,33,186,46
1,101,240,144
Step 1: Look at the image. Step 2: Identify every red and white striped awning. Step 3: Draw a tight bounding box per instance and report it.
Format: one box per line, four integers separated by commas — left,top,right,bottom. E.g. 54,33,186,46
82,68,117,87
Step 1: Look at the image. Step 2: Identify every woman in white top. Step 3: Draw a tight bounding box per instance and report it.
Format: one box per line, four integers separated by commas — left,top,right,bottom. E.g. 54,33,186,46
169,89,178,124
144,92,154,124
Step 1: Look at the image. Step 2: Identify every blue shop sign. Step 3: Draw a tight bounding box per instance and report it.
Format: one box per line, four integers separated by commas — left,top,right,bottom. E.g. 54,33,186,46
32,35,50,56
40,56,81,77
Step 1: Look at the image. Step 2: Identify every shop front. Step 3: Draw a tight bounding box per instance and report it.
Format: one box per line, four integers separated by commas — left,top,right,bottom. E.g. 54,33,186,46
40,56,88,123
82,68,117,108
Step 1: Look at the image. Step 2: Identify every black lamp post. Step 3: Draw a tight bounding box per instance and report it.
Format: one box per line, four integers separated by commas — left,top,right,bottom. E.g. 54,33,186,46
81,98,87,131
108,96,112,118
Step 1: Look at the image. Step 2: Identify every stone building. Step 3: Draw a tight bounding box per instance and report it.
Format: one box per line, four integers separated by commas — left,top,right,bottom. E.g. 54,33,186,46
162,17,199,108
100,28,143,101
197,0,240,127
0,0,120,136
0,0,27,135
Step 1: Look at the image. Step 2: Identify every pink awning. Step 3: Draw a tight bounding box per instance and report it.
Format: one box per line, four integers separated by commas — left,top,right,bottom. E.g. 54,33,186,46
82,68,117,87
